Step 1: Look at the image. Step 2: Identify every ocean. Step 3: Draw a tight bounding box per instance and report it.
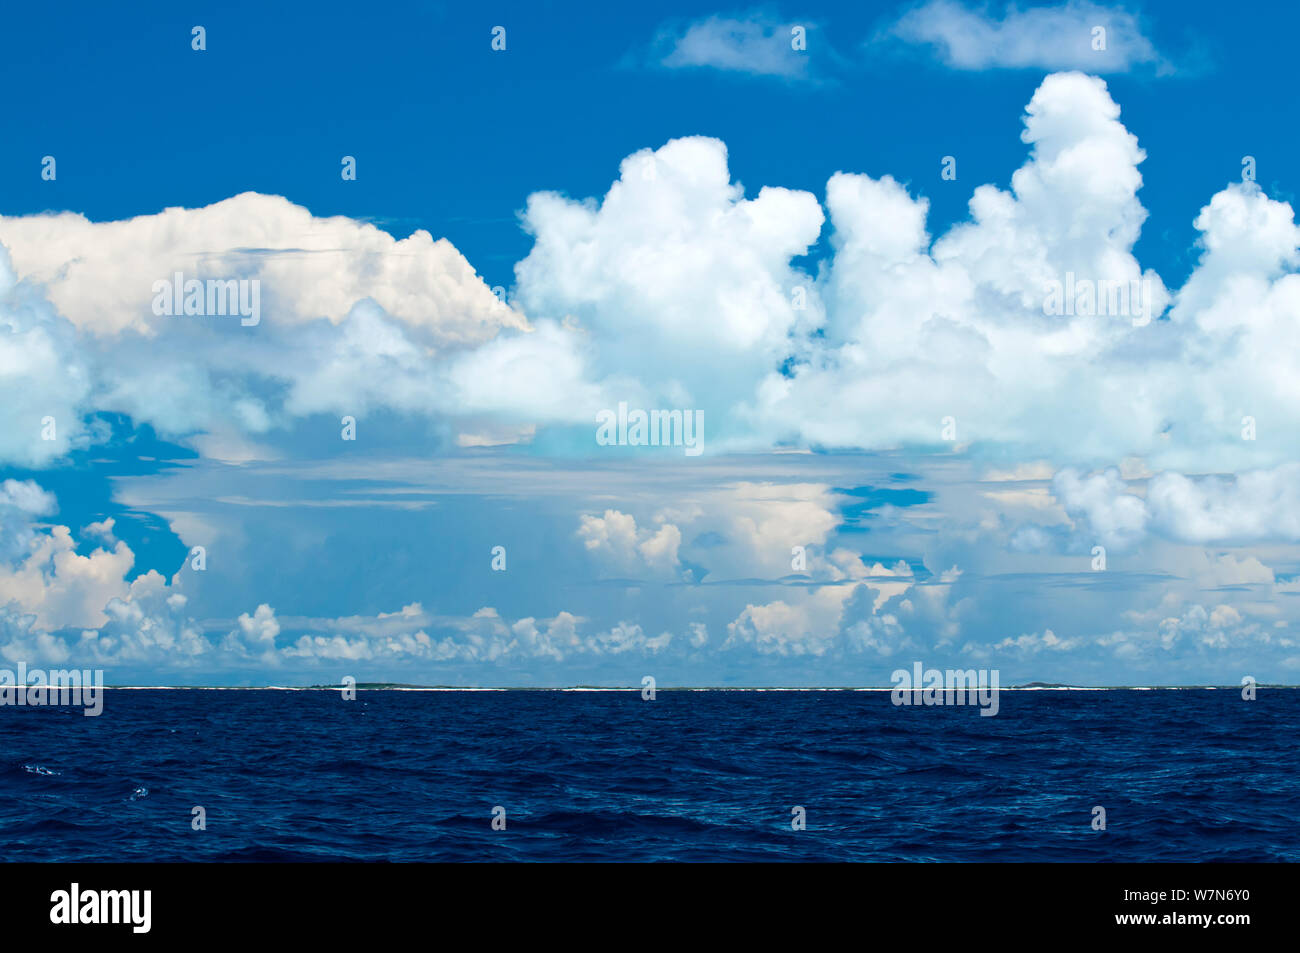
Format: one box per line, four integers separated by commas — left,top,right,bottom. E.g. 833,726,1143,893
3,688,1296,862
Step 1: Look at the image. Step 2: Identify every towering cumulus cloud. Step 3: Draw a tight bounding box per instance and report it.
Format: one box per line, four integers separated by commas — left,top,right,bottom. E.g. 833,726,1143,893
3,70,1300,682
3,72,1298,471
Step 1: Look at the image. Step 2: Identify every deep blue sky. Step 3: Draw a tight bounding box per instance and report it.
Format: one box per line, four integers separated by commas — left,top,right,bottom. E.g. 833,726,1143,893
3,2,1300,686
0,0,1291,289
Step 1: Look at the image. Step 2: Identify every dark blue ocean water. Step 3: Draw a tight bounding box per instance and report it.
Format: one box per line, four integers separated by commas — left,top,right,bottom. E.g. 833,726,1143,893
2,689,1296,862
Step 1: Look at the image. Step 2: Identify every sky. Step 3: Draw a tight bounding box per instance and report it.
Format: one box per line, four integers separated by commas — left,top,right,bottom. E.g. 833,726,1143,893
2,0,1300,686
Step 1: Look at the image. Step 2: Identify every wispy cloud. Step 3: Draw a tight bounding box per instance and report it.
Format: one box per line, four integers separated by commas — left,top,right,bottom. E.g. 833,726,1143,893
880,0,1169,74
648,10,823,80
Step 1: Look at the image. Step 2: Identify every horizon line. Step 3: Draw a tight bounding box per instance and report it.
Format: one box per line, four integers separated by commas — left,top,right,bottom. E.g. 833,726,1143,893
73,683,1300,691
